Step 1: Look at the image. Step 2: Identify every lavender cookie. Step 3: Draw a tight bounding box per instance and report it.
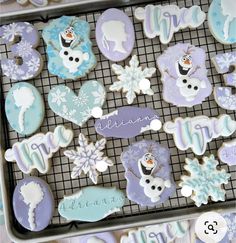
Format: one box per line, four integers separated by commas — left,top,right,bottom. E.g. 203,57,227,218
121,140,175,207
157,43,212,107
96,8,135,62
218,139,236,166
80,232,116,243
95,107,162,139
13,177,54,231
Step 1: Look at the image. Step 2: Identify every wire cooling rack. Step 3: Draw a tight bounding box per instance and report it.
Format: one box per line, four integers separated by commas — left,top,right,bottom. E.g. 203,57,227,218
0,0,236,240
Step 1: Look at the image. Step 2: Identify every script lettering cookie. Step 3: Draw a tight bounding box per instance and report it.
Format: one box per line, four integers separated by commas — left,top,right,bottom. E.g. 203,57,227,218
163,115,236,155
218,139,236,166
96,8,135,62
64,133,113,184
13,177,54,231
208,0,236,45
180,155,231,207
0,22,43,80
5,125,73,174
48,81,106,126
42,16,96,80
110,55,156,104
58,187,125,222
5,82,45,135
157,43,212,107
95,107,162,139
135,5,206,44
121,140,175,207
212,52,236,110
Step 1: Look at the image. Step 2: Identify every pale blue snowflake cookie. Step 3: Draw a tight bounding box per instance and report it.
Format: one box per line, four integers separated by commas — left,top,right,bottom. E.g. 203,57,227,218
64,133,113,184
208,0,236,44
42,16,96,80
48,80,106,126
5,82,45,136
110,55,156,104
180,155,231,207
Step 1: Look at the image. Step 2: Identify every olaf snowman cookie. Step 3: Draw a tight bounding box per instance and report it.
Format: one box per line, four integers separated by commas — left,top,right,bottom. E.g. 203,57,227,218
42,16,96,80
121,140,175,206
208,0,236,45
157,43,212,107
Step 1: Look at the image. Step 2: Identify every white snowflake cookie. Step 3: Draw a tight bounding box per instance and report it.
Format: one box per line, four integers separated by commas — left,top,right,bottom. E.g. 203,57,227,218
110,55,156,104
64,133,113,184
180,155,231,207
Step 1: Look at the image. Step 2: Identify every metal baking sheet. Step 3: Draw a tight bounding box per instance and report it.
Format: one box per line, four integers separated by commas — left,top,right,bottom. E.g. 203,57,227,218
0,0,235,242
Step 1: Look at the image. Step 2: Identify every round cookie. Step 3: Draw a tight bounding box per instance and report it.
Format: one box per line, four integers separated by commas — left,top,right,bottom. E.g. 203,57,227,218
0,22,43,80
157,43,212,107
121,140,175,207
5,82,45,136
96,8,135,62
42,16,96,80
208,0,236,45
13,177,54,231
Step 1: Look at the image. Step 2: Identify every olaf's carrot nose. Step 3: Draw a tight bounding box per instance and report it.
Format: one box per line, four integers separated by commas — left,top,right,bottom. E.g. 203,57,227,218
184,59,190,65
147,159,153,164
66,33,73,38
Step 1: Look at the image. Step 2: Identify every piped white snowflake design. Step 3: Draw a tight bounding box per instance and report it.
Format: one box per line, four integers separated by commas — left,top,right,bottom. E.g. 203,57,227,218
217,89,236,110
73,90,88,107
51,89,66,106
1,60,25,80
26,56,41,73
64,133,113,184
215,52,236,70
224,213,236,240
180,155,230,207
110,55,156,104
1,23,25,42
92,85,106,105
16,41,32,58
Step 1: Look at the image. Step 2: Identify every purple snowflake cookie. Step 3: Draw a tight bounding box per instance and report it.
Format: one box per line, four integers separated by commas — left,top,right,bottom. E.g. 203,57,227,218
13,177,54,231
157,43,212,107
121,140,175,207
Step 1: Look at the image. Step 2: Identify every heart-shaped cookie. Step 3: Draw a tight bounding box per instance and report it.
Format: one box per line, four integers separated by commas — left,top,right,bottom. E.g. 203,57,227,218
48,81,106,126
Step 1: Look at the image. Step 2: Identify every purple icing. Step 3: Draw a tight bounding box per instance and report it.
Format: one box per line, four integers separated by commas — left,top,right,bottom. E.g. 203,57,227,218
121,140,175,207
157,43,212,107
96,8,135,62
95,106,161,139
0,22,42,80
79,232,116,243
218,139,236,166
13,177,54,232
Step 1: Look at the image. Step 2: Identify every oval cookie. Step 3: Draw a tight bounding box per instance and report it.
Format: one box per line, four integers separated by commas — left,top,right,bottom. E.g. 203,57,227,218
5,82,45,136
121,140,175,207
96,8,135,62
13,177,54,231
42,16,96,80
208,0,236,45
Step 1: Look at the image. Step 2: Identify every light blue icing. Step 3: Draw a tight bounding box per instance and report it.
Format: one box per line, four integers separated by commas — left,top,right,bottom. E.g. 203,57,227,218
5,82,45,136
0,187,4,225
208,0,236,44
58,187,125,222
48,81,106,126
42,16,96,80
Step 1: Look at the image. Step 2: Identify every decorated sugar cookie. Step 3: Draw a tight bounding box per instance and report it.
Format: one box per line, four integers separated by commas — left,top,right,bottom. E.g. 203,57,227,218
48,81,106,126
208,0,236,45
5,82,45,136
96,8,135,62
95,107,162,139
180,155,231,207
0,22,43,80
135,5,206,44
157,43,212,107
64,133,113,184
13,177,54,231
58,187,125,222
80,233,116,243
17,0,59,7
121,140,175,207
42,16,96,80
5,125,73,174
212,52,236,110
218,139,236,166
163,114,236,155
110,55,156,104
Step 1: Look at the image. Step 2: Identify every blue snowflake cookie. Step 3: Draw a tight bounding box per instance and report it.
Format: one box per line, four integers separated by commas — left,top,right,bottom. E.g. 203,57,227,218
42,16,96,80
180,155,231,207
